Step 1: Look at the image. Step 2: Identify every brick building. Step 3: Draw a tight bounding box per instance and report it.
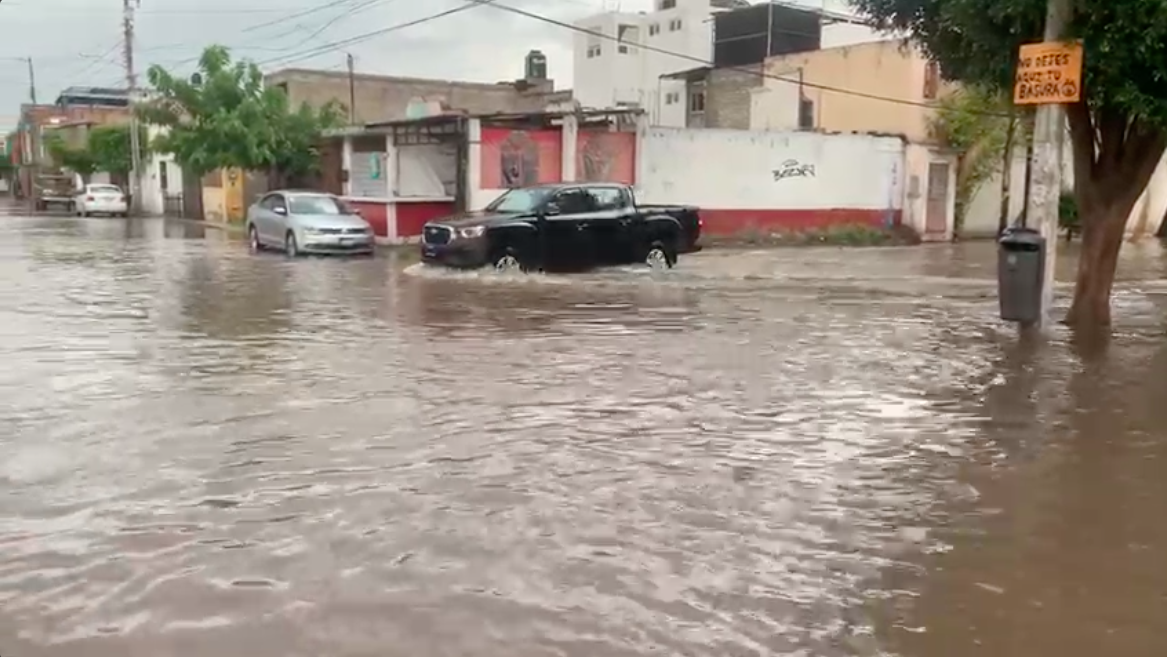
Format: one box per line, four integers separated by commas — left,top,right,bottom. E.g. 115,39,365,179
264,50,573,125
11,87,132,199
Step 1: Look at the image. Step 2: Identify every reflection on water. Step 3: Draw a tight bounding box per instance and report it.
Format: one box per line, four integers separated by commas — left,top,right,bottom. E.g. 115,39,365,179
2,214,1167,656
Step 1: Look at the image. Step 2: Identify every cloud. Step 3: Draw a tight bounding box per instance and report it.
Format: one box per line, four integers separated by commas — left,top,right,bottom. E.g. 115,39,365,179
1,0,633,130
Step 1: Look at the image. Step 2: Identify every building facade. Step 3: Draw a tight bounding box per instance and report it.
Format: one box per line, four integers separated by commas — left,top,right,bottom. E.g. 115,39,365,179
664,37,942,140
10,88,133,199
572,0,750,125
264,51,571,125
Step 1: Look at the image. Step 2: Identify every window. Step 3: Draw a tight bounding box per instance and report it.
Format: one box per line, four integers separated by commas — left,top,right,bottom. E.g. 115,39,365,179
618,45,629,54
485,187,556,213
288,194,346,215
923,61,940,99
260,193,286,211
589,187,630,210
669,18,682,31
665,91,680,105
689,90,705,113
649,24,660,36
88,184,122,194
587,44,602,58
158,161,168,193
798,98,814,129
551,189,595,214
659,0,675,8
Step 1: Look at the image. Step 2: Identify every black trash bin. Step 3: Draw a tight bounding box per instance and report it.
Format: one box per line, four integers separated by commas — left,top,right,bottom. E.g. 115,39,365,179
998,226,1046,323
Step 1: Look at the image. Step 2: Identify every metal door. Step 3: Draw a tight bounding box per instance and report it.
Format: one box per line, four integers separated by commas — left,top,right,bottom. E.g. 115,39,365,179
926,161,950,235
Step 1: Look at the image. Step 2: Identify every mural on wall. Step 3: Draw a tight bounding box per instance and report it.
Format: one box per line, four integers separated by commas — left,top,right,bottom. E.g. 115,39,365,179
480,127,562,189
576,131,635,184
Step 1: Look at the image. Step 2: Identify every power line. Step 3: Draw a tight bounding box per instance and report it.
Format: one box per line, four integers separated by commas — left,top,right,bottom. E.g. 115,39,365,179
252,0,494,70
141,0,409,71
242,0,358,34
485,1,1012,118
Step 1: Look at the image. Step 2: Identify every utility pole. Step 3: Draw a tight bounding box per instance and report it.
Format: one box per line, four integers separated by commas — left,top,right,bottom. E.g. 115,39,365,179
1024,0,1071,329
26,57,36,104
346,53,356,124
123,0,143,216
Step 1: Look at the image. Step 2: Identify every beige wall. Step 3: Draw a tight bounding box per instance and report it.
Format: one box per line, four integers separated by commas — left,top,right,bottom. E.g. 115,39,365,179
696,40,941,141
265,69,571,125
757,41,935,142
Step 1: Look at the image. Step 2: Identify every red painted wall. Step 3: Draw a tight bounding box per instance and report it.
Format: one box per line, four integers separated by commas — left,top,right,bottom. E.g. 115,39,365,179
396,201,456,238
480,127,562,188
699,208,902,236
348,200,389,237
576,131,635,184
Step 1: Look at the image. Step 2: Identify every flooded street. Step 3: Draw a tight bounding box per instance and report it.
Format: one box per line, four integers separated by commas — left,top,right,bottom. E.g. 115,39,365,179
4,213,1167,656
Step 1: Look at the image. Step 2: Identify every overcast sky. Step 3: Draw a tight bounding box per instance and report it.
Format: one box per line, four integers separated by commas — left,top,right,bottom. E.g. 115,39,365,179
0,0,846,131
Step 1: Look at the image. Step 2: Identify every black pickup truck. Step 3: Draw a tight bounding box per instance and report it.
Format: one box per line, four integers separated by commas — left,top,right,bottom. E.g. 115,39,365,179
420,183,702,272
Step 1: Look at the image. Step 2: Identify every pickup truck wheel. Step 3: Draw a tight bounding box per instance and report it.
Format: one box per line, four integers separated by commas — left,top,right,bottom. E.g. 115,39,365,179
491,248,527,273
644,241,675,269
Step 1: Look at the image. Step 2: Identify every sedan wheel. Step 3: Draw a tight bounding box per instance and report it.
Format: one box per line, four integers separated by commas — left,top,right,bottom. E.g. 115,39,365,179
248,225,261,252
285,231,299,257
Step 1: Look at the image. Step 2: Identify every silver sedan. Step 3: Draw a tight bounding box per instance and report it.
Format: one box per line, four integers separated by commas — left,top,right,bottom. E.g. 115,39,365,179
246,190,374,256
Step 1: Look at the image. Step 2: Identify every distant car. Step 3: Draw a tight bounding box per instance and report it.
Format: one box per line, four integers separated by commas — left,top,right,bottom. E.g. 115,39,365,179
420,183,701,272
73,183,128,217
246,190,374,257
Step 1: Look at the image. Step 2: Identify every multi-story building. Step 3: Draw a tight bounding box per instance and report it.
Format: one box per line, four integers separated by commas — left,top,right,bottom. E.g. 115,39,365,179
571,0,749,125
10,87,133,199
659,2,936,139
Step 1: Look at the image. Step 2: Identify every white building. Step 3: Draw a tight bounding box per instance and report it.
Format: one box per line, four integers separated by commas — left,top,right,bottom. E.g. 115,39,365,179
140,125,184,216
572,0,748,126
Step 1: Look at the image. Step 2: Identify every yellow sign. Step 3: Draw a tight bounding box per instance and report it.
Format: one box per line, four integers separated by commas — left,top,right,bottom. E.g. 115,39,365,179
1014,40,1083,104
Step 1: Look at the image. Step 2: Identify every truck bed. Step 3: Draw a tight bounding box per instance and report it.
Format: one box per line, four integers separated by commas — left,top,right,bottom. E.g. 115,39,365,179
637,204,701,252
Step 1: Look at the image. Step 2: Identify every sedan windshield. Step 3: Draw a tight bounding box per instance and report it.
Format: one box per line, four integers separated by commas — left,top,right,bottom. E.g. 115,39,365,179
485,188,554,213
89,185,121,194
289,195,346,215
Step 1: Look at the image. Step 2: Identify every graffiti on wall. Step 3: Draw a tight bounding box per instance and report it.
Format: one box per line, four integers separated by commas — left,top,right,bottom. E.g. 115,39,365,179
480,127,562,188
576,131,635,184
772,159,816,181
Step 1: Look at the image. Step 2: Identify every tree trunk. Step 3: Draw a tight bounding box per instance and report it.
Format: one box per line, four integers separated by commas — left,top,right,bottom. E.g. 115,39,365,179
998,115,1017,234
1064,201,1130,327
1063,103,1167,330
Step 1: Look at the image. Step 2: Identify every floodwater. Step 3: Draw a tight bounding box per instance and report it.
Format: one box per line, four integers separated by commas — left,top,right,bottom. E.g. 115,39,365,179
3,212,1167,657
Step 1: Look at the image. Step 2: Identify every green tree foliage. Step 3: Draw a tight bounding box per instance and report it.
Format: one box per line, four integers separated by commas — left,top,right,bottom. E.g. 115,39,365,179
44,133,98,180
138,45,342,181
929,85,1016,236
851,0,1167,328
86,124,149,177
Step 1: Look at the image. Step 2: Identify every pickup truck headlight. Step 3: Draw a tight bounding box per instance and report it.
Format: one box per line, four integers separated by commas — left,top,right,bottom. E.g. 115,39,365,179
457,226,485,239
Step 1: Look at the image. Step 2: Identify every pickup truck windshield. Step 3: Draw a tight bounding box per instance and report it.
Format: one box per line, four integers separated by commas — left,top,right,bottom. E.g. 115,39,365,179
486,188,554,213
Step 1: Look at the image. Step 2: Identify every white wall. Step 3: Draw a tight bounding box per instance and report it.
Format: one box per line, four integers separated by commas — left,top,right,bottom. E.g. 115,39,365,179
140,126,182,215
636,126,905,211
397,143,457,198
963,141,1167,239
572,0,721,124
748,73,801,131
820,22,890,48
140,153,182,215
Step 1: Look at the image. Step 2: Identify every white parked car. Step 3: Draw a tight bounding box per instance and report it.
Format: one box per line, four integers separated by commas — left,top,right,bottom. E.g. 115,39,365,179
74,184,128,217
